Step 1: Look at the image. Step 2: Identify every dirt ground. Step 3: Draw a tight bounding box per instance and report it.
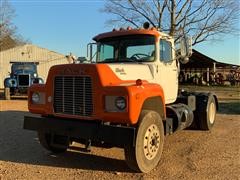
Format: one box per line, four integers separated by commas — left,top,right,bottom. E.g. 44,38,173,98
0,86,239,180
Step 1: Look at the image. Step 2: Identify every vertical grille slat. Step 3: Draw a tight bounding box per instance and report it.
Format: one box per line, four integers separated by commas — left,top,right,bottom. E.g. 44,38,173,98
54,76,93,117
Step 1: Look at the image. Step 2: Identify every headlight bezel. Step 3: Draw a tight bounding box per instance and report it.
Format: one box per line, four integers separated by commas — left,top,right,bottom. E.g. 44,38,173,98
31,92,45,104
105,95,127,112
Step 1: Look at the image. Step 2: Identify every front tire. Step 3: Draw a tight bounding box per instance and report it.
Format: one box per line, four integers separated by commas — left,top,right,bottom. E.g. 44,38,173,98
124,110,164,173
38,131,69,153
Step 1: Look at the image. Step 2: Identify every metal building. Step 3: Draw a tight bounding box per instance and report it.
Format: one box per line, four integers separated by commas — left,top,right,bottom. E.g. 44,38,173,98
0,44,69,88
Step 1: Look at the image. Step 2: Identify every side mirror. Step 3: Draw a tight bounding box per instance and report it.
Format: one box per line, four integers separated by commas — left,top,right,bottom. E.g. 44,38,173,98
87,43,97,63
177,36,192,64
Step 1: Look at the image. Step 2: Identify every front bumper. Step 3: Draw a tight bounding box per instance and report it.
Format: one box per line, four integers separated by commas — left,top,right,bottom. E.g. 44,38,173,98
23,116,136,147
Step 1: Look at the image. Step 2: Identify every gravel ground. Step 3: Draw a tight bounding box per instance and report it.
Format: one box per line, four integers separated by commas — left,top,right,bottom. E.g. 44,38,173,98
0,87,239,180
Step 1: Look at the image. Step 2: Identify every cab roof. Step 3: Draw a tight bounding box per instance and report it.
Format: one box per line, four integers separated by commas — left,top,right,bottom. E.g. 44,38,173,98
93,28,170,41
10,61,39,65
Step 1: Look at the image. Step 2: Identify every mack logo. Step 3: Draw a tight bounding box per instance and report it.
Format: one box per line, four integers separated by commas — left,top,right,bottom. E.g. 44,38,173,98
61,68,86,75
115,68,126,75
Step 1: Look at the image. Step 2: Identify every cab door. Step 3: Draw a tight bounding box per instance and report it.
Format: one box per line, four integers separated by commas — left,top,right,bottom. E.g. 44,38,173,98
155,39,178,104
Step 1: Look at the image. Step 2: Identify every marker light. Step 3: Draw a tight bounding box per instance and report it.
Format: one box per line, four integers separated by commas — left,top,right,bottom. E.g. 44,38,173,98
136,79,143,86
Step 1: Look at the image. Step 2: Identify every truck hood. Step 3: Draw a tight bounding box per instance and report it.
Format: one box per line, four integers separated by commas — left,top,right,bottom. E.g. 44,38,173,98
13,69,36,76
47,63,154,87
107,64,154,81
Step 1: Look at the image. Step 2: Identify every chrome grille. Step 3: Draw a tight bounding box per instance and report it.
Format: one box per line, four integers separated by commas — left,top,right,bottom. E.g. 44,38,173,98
54,76,93,116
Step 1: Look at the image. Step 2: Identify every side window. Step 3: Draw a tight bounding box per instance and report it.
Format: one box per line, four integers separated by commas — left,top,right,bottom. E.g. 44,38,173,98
126,45,155,58
99,44,114,61
160,40,172,62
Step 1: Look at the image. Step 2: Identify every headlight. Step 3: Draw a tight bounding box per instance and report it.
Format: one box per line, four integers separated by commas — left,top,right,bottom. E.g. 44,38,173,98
38,79,44,84
115,96,126,110
105,96,127,112
33,73,37,78
31,92,45,104
32,92,40,103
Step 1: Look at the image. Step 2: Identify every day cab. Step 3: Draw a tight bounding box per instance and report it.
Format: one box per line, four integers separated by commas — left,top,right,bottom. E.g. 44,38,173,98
24,25,218,173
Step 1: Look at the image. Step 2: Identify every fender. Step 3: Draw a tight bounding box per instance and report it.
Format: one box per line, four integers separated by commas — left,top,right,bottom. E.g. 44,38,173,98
4,77,17,88
28,84,48,114
126,82,165,124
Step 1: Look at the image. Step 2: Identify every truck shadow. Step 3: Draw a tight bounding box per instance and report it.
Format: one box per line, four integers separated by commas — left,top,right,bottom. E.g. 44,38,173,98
0,103,238,172
0,110,133,173
218,101,240,115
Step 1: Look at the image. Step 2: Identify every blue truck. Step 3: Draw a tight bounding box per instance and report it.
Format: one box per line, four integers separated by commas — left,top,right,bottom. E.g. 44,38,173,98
4,62,44,99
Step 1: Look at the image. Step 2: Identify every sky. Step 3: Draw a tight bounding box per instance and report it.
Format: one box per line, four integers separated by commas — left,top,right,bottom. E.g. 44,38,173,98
10,0,240,65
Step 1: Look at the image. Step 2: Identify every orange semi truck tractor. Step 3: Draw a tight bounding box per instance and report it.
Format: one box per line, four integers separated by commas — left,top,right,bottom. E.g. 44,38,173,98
24,24,218,173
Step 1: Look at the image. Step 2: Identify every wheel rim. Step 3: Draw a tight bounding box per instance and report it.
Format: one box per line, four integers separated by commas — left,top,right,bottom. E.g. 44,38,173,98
209,102,216,124
143,124,160,160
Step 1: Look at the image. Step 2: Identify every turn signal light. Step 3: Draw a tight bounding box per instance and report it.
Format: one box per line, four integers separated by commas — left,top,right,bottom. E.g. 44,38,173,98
136,79,143,86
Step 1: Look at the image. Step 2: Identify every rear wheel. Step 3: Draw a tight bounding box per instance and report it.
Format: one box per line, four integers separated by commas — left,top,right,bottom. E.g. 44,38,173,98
196,94,217,130
38,131,69,153
124,110,164,173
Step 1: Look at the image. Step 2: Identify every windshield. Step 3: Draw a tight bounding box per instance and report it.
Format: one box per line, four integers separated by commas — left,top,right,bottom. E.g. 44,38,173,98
97,35,156,63
12,64,36,73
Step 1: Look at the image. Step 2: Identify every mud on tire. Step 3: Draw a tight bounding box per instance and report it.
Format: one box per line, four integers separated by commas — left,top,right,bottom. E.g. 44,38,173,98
124,110,164,173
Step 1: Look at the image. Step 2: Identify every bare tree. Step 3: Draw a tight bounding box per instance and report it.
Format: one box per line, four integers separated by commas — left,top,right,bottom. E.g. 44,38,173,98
0,0,26,49
102,0,239,45
0,0,16,38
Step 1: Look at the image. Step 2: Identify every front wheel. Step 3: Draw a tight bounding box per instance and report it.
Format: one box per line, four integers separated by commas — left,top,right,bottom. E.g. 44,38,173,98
124,110,164,173
38,131,69,153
